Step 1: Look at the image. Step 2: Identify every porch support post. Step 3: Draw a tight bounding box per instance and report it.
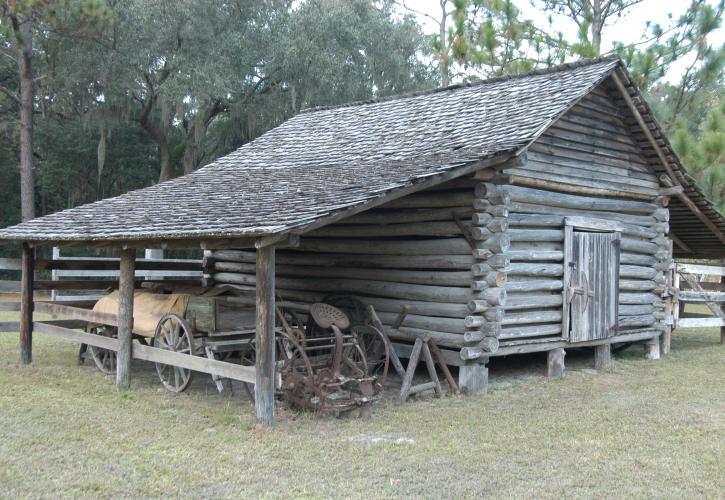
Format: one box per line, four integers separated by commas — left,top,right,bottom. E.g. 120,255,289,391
458,359,488,395
255,245,276,428
116,248,135,390
594,343,612,370
644,337,660,360
721,260,724,344
547,348,565,378
19,242,34,364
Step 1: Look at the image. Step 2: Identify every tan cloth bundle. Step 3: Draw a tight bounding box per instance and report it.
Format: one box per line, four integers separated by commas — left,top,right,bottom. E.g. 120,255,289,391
92,290,190,337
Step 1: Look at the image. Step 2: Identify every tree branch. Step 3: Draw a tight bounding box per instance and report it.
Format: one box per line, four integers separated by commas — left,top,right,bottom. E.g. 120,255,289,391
0,84,20,104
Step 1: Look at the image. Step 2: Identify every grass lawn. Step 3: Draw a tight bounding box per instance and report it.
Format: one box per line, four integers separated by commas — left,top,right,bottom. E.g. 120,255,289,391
0,308,723,498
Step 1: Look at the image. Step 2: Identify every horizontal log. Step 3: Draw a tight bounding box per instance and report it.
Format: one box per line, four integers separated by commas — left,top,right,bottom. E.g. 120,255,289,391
490,330,659,357
211,249,475,270
471,272,506,289
508,229,563,242
297,238,472,255
345,207,473,225
382,191,473,209
619,293,658,305
618,314,656,328
508,213,658,239
213,261,472,287
504,294,563,310
213,272,472,303
348,296,470,318
499,323,562,339
619,280,656,291
620,238,659,255
620,265,657,280
387,327,469,349
620,253,657,266
506,250,563,262
619,304,655,316
508,202,657,226
309,221,465,238
376,311,466,334
0,301,21,311
499,184,657,214
506,280,563,292
502,309,562,326
507,263,563,277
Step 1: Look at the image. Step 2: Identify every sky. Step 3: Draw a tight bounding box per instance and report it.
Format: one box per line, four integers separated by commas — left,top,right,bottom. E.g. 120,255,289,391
400,0,725,82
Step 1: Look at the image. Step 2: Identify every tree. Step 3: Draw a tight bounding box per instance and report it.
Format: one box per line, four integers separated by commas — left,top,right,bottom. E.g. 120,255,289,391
673,98,725,211
538,0,643,56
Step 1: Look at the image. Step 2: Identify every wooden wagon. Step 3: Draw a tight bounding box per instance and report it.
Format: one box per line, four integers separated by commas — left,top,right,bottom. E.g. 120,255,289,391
83,288,387,411
84,290,263,392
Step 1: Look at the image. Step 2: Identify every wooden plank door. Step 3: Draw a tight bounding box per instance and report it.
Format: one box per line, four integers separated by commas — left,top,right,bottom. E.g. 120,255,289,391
566,230,620,343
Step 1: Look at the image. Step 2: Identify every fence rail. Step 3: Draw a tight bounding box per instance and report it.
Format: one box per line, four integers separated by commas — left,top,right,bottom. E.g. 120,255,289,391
673,263,725,338
0,248,203,300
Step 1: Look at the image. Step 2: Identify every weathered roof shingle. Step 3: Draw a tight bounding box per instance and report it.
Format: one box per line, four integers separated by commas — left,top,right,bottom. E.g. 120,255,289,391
0,57,622,243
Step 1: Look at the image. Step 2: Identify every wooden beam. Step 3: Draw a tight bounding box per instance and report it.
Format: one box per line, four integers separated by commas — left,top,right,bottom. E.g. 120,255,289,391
19,243,34,364
116,248,135,390
293,153,515,236
255,245,276,428
670,233,693,254
611,70,725,246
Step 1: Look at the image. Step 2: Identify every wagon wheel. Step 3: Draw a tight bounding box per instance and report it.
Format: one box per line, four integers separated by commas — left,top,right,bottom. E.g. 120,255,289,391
351,324,389,381
153,314,195,393
86,324,118,375
277,330,325,410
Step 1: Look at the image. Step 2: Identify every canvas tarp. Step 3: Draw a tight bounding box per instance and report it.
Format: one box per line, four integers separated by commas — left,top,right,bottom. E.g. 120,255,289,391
93,290,190,337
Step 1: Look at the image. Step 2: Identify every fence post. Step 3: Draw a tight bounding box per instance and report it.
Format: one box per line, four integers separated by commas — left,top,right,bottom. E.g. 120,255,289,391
19,243,34,364
116,248,135,390
721,259,724,344
255,245,276,428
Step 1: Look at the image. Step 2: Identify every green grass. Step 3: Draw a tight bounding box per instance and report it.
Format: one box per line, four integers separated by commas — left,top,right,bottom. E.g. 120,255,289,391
0,309,723,498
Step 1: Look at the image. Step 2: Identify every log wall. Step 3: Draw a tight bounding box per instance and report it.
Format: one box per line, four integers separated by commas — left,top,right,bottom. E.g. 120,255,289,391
207,177,482,356
505,88,661,200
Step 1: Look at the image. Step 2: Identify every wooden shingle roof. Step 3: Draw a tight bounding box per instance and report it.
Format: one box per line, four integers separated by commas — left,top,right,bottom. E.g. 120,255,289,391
0,57,622,244
0,56,723,255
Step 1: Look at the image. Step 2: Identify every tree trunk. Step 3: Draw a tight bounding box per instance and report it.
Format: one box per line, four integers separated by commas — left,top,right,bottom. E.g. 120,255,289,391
158,138,171,183
439,0,449,87
591,0,603,55
17,13,35,221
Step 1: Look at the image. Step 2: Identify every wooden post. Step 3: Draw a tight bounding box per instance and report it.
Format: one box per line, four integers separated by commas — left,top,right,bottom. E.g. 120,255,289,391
594,344,612,370
116,248,135,390
547,348,565,378
19,243,34,364
255,245,276,428
458,360,488,395
645,338,661,360
721,261,724,344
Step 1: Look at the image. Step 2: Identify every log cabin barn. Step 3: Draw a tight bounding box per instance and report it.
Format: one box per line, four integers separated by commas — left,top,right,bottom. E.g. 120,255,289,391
2,56,725,427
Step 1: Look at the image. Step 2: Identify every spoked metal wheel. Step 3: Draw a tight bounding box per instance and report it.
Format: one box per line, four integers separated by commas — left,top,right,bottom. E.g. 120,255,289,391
153,313,195,393
87,325,118,375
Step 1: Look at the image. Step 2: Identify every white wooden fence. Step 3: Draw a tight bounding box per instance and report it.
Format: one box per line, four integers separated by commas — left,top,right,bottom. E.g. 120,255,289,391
673,263,725,339
0,248,202,299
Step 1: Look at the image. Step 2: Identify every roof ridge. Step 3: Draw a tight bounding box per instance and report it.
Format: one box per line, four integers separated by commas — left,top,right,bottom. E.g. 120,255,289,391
300,55,621,114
